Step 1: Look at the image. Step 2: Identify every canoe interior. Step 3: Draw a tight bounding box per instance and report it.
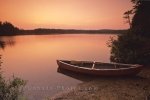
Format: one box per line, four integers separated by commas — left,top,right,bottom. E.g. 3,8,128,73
94,62,131,69
62,60,133,69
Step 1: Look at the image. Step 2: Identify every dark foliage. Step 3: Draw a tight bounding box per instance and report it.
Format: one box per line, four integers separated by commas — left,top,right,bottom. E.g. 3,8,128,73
109,34,150,64
0,21,19,36
109,0,150,65
131,0,150,37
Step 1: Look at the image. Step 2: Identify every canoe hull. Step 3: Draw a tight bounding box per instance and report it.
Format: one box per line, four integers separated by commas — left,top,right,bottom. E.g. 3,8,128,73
57,60,143,76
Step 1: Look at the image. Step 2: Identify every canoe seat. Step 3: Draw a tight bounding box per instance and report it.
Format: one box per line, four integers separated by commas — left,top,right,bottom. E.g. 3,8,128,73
94,63,117,69
92,61,95,69
70,61,81,65
70,61,93,68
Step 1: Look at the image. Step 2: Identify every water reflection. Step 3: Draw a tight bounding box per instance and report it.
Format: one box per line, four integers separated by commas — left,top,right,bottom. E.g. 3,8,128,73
57,67,98,82
6,39,16,47
0,39,5,65
0,34,116,100
0,37,16,49
0,37,16,66
0,40,6,49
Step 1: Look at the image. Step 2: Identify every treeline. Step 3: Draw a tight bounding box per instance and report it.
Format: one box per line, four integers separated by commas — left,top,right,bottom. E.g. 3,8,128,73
0,21,127,36
21,28,126,35
0,21,19,36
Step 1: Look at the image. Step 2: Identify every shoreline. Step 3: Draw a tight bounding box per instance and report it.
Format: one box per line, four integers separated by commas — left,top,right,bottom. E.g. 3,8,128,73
0,32,122,37
51,67,150,100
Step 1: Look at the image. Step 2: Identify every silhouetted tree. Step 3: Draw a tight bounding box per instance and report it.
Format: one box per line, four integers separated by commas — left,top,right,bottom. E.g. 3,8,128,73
131,0,150,37
109,0,150,65
123,10,133,28
0,21,19,36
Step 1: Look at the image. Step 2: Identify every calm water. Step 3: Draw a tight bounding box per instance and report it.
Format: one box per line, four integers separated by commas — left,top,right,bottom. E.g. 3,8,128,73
0,34,116,100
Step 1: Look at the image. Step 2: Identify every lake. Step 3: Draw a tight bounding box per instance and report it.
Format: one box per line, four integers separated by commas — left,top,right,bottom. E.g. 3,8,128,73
0,34,116,100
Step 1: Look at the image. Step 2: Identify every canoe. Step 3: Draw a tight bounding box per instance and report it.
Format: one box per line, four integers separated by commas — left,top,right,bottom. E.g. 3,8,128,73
57,60,143,76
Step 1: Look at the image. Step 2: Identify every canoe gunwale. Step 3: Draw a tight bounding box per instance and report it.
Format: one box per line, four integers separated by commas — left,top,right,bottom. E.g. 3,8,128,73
58,60,142,71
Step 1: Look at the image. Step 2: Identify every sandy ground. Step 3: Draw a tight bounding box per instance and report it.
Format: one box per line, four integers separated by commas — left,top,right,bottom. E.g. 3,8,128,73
50,67,150,100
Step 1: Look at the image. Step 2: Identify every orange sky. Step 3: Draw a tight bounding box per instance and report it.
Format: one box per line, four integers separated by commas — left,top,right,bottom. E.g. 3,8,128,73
0,0,133,29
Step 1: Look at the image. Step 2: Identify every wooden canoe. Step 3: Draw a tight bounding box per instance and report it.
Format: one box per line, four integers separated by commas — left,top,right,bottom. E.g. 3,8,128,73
57,60,143,76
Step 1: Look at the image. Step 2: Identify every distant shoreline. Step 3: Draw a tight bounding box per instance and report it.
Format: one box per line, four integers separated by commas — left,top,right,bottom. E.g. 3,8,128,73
0,21,128,36
1,29,127,36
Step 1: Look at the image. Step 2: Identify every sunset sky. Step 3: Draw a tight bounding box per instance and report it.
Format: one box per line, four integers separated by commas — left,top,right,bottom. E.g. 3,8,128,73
0,0,133,29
